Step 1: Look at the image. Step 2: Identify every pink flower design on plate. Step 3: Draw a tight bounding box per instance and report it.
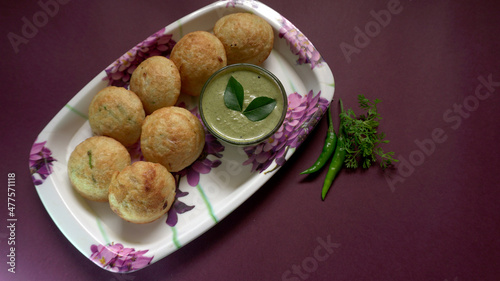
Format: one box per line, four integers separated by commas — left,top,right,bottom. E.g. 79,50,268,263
279,17,323,69
225,0,259,8
30,141,56,186
243,90,329,173
90,243,153,272
104,27,176,87
166,180,195,227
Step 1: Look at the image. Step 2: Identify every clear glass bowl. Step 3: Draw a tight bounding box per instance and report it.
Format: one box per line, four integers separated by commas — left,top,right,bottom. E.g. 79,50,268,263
199,63,287,146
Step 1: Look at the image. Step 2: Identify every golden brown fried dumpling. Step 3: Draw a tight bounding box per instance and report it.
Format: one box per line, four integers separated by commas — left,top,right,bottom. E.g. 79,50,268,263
68,136,131,202
214,13,274,65
170,31,227,96
140,106,205,172
88,86,145,147
108,161,176,224
129,56,181,114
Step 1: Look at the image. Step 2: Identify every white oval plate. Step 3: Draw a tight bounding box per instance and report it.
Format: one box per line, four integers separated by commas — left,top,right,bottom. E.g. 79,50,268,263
29,0,334,273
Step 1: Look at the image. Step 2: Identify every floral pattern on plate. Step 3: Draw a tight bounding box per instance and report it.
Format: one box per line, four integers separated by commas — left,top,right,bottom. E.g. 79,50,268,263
103,27,176,88
30,141,56,186
243,90,329,173
279,16,323,69
90,243,153,272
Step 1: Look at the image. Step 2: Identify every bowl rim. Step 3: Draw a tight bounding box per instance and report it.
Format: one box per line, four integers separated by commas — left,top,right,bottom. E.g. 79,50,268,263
199,63,288,146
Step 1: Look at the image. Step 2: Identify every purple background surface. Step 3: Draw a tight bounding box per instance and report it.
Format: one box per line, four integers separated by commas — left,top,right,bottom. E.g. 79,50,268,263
1,0,499,280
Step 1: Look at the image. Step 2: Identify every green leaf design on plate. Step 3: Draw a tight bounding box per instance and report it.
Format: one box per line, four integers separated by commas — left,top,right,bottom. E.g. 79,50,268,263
224,76,244,112
242,97,277,122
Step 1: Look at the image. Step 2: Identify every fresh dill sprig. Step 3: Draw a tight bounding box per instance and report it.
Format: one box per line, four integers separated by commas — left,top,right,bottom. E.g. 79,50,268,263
339,95,397,169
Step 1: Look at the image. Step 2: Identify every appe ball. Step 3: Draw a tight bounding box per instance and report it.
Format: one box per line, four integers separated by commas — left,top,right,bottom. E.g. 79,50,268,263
68,136,131,202
108,161,176,224
214,13,274,65
130,56,181,115
170,31,227,96
140,106,205,172
88,86,145,147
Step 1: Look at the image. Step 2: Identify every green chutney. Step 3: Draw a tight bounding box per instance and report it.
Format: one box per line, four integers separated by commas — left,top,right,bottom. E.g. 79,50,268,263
200,64,286,145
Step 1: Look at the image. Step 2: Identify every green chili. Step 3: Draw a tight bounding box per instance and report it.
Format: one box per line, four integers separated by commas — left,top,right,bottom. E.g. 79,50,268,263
321,99,348,201
321,126,346,201
300,106,337,175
